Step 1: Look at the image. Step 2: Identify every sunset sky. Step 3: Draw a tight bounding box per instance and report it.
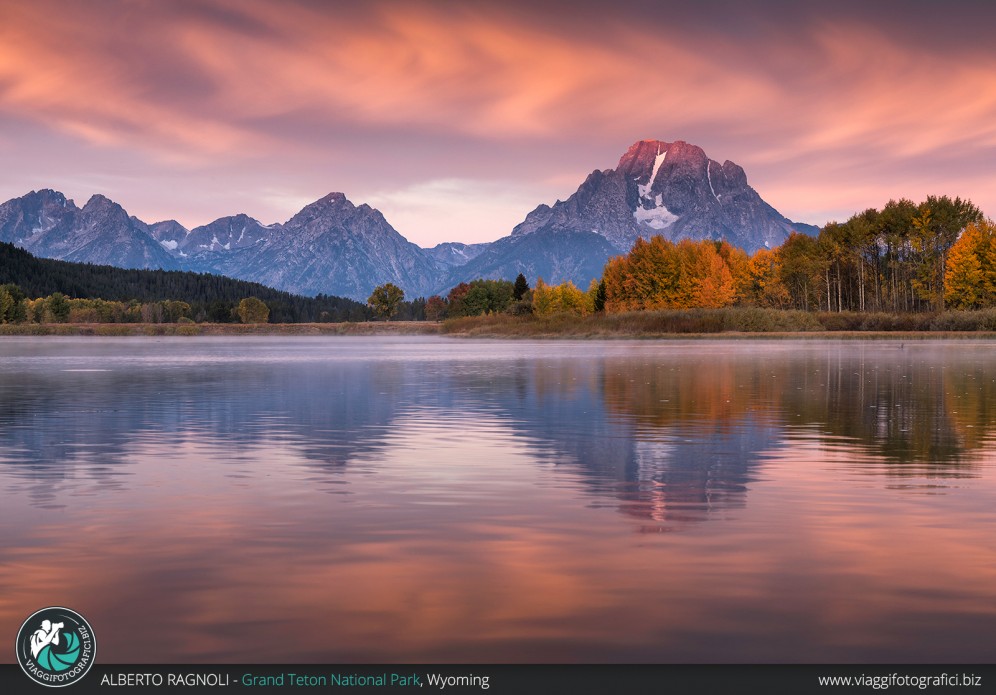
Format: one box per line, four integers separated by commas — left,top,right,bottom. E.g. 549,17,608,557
1,0,995,246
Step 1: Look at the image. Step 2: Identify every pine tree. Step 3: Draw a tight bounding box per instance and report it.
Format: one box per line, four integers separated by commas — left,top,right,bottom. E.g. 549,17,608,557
513,273,530,301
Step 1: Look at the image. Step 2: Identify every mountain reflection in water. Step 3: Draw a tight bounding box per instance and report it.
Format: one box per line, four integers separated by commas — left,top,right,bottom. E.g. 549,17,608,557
1,337,995,663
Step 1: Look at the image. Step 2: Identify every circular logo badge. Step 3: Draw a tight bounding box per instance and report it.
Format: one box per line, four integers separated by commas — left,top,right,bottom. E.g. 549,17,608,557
15,607,96,687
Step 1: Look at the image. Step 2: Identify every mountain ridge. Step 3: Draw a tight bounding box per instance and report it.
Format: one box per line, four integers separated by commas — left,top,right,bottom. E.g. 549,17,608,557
0,139,820,299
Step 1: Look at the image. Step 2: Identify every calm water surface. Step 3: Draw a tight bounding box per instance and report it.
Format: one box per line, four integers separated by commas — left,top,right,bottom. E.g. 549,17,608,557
1,336,995,663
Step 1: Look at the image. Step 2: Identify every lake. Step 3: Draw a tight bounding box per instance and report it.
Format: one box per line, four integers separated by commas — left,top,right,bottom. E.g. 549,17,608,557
1,336,995,663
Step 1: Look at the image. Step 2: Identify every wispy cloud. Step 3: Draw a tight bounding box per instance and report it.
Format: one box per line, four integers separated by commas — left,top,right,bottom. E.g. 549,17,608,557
364,179,547,245
1,0,994,242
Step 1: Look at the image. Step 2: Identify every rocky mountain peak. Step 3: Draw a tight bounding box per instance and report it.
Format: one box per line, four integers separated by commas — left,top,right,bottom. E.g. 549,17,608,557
618,139,712,168
287,192,356,226
83,193,113,207
79,195,135,234
25,189,72,207
498,137,818,282
312,192,353,210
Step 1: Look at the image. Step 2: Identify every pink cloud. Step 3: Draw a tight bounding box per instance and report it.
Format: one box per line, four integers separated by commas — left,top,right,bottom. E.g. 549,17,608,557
0,0,994,243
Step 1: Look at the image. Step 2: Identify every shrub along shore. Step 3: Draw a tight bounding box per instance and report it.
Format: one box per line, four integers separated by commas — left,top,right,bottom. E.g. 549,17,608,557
6,308,996,338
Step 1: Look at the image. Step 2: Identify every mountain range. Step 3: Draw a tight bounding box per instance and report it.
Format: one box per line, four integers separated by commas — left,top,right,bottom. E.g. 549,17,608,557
0,140,818,300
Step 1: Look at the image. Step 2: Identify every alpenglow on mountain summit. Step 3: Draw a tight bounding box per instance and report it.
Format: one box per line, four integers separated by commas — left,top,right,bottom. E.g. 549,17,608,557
0,140,817,300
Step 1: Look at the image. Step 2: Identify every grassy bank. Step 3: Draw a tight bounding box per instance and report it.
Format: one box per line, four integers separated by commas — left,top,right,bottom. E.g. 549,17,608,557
0,321,440,337
441,308,996,338
6,308,996,338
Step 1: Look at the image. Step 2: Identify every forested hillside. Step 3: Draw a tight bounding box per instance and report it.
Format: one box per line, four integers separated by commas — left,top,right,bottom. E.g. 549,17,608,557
0,241,373,322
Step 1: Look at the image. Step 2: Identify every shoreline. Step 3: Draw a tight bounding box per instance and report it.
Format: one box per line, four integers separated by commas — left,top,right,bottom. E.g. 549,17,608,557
0,322,440,337
3,321,996,340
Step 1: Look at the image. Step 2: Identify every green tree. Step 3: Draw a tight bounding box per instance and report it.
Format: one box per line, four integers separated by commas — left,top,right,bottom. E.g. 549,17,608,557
461,279,514,316
588,278,607,313
237,297,270,323
0,284,25,323
162,300,191,323
367,283,404,320
513,273,530,301
207,300,235,323
47,292,71,323
0,286,13,323
917,196,984,310
0,284,26,322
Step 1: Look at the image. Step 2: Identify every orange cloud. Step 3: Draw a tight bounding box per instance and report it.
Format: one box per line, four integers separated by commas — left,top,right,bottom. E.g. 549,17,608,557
1,0,994,238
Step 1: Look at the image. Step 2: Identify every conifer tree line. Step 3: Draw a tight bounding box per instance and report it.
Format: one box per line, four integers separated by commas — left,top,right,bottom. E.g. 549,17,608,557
0,241,428,324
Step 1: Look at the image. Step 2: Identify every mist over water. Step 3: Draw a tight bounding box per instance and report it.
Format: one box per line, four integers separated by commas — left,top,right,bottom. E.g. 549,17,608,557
1,337,995,663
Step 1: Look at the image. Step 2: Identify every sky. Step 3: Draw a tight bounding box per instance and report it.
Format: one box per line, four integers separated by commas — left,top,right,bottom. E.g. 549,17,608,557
1,0,995,247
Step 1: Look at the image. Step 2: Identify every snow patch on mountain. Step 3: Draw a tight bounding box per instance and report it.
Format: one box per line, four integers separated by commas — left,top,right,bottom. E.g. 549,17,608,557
637,145,668,199
708,161,719,200
634,203,679,230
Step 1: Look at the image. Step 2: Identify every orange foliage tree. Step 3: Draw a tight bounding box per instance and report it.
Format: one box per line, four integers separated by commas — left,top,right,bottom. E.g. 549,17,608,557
603,237,739,312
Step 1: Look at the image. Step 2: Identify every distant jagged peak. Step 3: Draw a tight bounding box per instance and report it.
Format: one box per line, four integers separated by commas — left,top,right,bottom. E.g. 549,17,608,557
200,212,267,230
28,188,69,202
150,219,186,228
82,193,125,213
13,188,76,210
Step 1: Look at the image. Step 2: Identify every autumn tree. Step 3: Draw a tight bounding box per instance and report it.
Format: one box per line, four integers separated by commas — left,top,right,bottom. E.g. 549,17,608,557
603,237,738,312
237,297,270,323
744,248,790,308
945,221,996,309
424,295,447,321
367,283,405,320
913,196,984,310
445,282,471,317
777,232,820,311
681,240,736,307
715,241,750,304
532,279,590,316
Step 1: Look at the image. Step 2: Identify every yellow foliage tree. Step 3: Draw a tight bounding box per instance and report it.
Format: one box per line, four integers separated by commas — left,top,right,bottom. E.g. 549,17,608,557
533,278,590,316
237,297,270,324
715,241,751,303
745,247,791,308
944,221,991,309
